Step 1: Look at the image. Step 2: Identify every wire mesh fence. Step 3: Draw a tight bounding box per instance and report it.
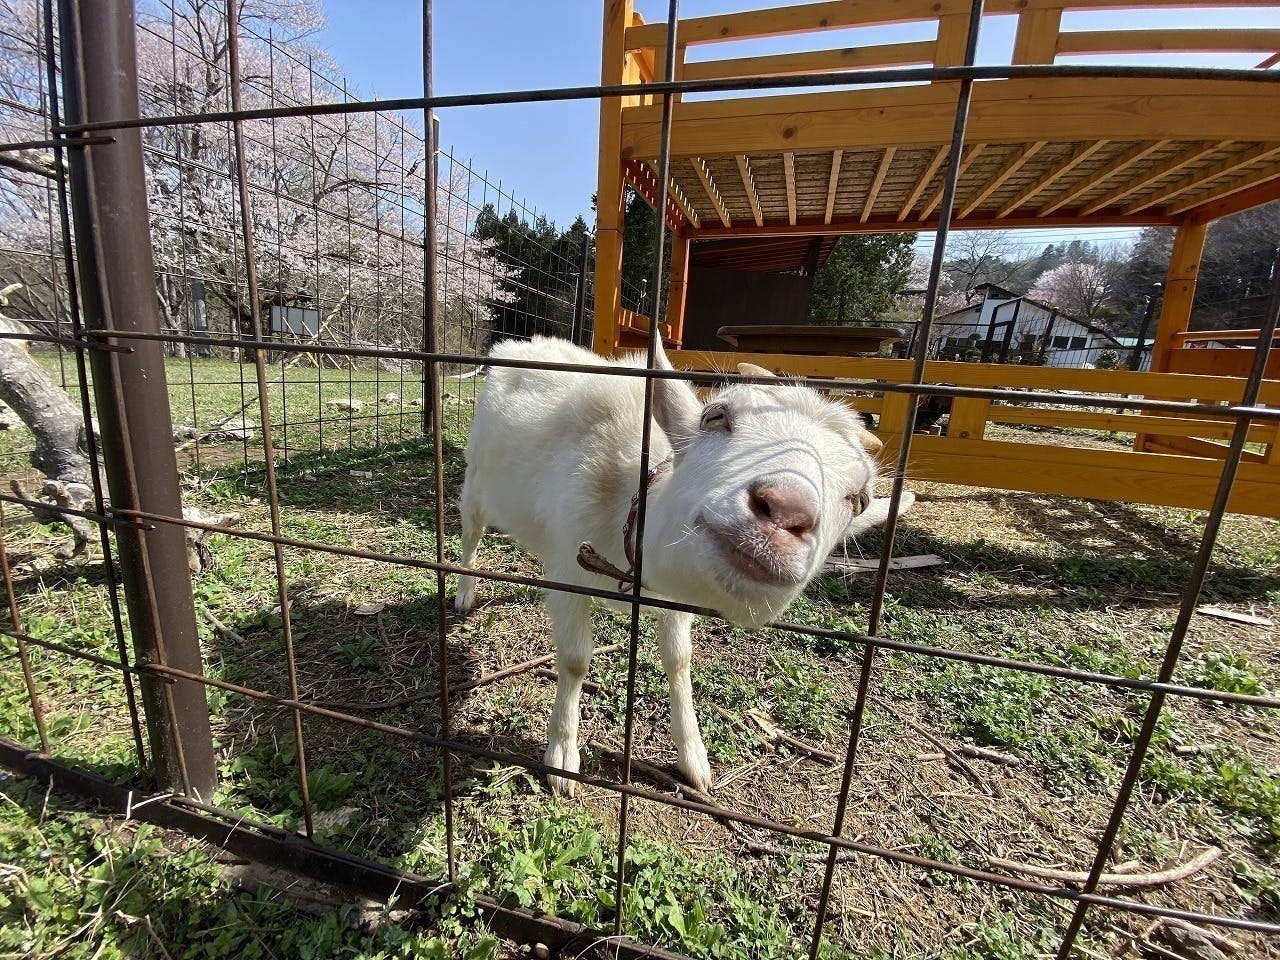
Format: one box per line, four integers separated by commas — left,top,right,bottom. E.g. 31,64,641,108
1,0,1279,958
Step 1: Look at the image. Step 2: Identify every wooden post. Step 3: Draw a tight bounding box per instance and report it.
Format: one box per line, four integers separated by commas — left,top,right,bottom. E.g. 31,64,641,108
1151,221,1208,372
592,0,633,356
1012,7,1063,64
666,231,691,347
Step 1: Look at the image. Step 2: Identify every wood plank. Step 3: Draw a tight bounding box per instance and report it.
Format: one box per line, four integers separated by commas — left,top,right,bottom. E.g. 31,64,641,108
1157,147,1280,215
682,41,936,81
946,397,990,440
996,140,1109,218
933,13,971,69
880,434,1280,517
1013,7,1063,64
824,148,843,224
783,151,798,225
666,233,691,345
736,155,763,227
899,147,946,221
628,159,696,231
626,0,1280,48
959,141,1045,218
1127,143,1280,214
620,79,1280,159
1057,28,1280,55
1151,221,1208,373
691,210,1175,238
861,148,896,223
921,143,984,220
667,178,702,230
1079,141,1224,216
1196,605,1274,627
1164,153,1280,216
989,405,1275,444
1037,140,1169,216
594,0,633,356
667,349,1280,405
1184,168,1280,224
692,157,731,228
826,554,945,574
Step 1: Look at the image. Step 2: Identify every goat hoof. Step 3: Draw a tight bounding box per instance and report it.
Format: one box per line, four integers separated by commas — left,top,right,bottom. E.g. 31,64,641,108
544,741,580,797
678,744,713,794
454,586,475,613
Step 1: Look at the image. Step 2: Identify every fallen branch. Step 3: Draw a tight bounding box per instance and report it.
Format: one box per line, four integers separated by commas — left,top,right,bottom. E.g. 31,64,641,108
987,847,1222,890
714,706,839,765
896,713,989,792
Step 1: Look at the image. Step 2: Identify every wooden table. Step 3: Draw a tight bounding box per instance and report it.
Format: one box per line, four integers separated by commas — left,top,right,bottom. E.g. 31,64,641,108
716,324,906,356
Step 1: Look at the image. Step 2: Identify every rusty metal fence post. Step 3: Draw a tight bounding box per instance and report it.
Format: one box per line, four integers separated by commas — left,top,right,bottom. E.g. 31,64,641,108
57,0,216,798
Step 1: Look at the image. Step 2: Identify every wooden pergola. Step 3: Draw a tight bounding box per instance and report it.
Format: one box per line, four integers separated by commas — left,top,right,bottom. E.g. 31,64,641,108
593,0,1280,517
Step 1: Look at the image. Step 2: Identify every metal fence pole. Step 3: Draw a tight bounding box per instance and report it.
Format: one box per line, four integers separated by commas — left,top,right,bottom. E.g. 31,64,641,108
57,0,216,797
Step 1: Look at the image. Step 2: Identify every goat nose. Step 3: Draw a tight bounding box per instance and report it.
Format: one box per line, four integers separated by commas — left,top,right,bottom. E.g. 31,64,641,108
748,480,817,539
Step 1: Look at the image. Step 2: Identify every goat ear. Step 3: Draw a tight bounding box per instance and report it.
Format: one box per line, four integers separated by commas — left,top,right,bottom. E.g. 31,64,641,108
846,491,915,536
736,362,776,378
652,340,701,441
854,423,883,456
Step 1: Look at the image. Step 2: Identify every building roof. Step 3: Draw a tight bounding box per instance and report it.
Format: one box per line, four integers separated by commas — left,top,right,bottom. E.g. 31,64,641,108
935,294,1122,347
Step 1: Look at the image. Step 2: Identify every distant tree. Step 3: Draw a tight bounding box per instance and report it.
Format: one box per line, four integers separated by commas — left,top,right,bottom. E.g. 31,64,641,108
809,234,917,324
1029,249,1126,323
943,232,1020,302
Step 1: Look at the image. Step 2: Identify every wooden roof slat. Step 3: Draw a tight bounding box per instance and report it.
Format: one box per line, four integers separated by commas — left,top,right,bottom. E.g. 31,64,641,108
1079,141,1224,215
1167,155,1280,215
899,147,948,221
692,157,732,228
1129,143,1280,214
824,149,843,224
681,41,937,81
861,147,896,223
921,143,985,220
958,141,1046,218
783,151,798,225
995,141,1110,218
642,160,701,229
735,155,764,227
1037,140,1169,216
1056,28,1280,56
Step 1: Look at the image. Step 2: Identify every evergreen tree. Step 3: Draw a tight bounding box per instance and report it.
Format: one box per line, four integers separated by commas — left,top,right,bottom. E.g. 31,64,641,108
808,234,917,324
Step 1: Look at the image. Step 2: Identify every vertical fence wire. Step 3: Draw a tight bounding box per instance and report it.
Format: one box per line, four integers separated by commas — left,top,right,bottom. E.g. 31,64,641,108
613,0,681,938
224,0,314,839
1054,257,1280,959
808,0,986,952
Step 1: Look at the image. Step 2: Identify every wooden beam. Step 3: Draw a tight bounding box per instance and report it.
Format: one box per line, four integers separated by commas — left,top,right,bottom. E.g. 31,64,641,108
628,158,695,231
824,149,843,224
1057,28,1280,55
1184,168,1280,224
666,233,691,346
1171,162,1280,218
995,140,1109,218
593,0,633,356
899,147,948,221
933,13,971,70
861,147,896,222
1078,141,1224,216
1151,220,1208,373
682,41,936,81
958,141,1045,218
666,176,702,230
691,157,732,228
783,151,797,225
735,155,763,227
620,79,1280,159
1260,51,1280,68
1037,140,1168,216
921,143,984,220
692,209,1174,239
1013,7,1062,63
1136,143,1280,214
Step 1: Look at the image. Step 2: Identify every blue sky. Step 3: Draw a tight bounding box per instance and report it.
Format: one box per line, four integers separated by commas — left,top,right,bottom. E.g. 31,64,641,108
320,2,1276,249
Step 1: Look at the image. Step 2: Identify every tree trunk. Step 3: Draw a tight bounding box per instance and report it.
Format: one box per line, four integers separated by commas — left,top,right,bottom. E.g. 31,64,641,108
0,339,90,484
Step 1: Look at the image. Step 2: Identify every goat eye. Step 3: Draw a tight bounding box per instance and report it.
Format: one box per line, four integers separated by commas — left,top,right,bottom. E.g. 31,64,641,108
700,406,730,431
847,489,872,516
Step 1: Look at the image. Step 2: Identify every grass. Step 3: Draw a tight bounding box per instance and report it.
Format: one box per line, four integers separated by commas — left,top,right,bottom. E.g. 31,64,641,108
2,355,1280,957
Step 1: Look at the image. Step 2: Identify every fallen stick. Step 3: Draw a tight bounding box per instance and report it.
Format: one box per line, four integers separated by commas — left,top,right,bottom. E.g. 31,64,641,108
824,553,944,575
987,847,1222,890
897,714,989,792
200,607,247,645
716,706,840,764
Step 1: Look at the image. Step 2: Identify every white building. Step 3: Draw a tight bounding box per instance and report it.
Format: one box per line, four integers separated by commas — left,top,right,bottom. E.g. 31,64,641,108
934,283,1122,368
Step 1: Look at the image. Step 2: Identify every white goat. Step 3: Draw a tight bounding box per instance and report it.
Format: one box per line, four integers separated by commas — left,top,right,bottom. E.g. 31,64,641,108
455,336,907,795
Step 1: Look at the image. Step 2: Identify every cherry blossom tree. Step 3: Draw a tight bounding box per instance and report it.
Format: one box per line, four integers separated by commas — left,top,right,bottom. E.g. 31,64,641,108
1029,251,1125,324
